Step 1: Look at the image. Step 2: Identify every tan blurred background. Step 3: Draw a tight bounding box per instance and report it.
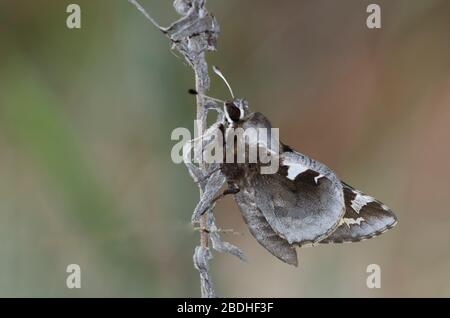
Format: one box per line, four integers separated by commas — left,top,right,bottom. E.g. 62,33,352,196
0,0,449,297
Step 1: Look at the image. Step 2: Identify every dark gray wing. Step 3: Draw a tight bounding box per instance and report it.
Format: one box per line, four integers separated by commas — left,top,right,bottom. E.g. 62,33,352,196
235,186,298,266
251,151,345,246
320,182,398,243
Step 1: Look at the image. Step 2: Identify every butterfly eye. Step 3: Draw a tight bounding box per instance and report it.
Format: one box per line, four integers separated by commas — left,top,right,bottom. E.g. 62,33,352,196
225,102,241,123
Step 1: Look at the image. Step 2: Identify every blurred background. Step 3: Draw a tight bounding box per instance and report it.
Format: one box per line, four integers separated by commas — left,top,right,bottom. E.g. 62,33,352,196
0,0,449,297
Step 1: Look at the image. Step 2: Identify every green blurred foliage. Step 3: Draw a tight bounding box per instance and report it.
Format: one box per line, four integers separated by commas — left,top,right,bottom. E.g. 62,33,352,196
0,0,449,297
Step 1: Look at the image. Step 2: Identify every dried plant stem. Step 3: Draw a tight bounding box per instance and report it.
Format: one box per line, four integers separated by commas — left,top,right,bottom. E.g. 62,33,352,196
129,0,246,298
129,0,219,298
194,59,209,249
192,54,215,297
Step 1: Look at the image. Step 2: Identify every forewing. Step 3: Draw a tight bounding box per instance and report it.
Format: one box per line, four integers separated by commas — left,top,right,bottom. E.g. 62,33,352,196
252,150,345,246
320,182,398,243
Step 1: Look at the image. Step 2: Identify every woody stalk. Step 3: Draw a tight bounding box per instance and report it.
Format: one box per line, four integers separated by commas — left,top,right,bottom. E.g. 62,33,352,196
128,0,245,297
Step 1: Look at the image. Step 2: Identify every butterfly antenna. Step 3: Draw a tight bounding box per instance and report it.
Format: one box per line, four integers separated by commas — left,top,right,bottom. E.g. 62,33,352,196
188,89,225,104
212,66,235,99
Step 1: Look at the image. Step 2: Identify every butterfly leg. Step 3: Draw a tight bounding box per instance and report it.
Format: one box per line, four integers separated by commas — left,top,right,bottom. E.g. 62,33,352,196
211,183,240,204
191,175,241,223
191,169,226,223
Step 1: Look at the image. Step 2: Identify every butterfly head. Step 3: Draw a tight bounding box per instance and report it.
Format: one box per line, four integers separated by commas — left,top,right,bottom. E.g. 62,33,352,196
224,98,249,123
211,66,250,123
188,66,250,124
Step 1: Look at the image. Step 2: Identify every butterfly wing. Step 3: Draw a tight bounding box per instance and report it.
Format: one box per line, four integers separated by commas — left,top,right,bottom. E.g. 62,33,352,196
228,111,395,265
320,182,397,243
234,186,299,266
247,150,346,246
